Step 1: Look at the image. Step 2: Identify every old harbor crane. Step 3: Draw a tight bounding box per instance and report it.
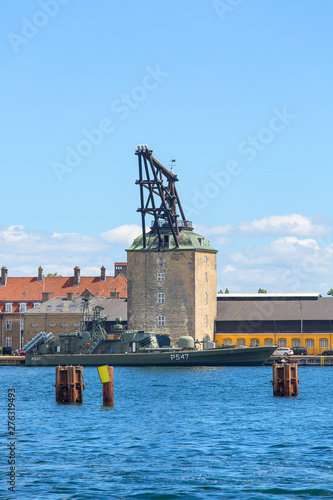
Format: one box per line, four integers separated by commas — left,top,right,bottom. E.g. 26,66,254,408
135,144,192,249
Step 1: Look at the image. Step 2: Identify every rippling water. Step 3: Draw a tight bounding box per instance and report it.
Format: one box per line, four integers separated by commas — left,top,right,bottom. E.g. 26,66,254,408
1,366,333,499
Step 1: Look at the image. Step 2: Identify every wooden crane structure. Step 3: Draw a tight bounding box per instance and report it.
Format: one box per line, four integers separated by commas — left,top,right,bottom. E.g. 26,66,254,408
135,145,192,249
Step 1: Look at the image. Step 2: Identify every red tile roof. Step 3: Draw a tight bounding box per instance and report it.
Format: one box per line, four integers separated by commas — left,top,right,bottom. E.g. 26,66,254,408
0,273,127,303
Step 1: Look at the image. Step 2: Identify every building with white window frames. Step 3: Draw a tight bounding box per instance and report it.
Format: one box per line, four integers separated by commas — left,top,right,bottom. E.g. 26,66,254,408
157,292,165,304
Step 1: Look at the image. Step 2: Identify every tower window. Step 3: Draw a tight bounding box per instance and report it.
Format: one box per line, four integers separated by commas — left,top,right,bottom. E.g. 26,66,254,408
204,273,208,282
204,315,208,327
157,292,165,304
157,315,165,327
163,235,169,248
157,273,165,282
205,292,208,305
204,256,207,262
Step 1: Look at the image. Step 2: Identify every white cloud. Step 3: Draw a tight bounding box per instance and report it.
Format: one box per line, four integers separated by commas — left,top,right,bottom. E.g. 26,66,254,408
0,224,138,276
237,214,328,237
218,236,333,294
101,224,142,245
195,215,329,240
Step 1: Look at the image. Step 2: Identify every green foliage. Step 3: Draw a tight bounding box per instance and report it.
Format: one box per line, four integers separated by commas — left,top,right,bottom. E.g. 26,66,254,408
46,272,63,277
218,288,230,294
258,288,267,294
327,289,333,296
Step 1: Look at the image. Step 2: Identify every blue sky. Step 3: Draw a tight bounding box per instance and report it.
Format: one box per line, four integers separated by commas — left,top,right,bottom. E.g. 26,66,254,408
1,0,333,293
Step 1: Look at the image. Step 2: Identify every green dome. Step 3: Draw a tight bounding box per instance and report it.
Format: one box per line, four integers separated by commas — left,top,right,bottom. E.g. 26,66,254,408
126,229,217,252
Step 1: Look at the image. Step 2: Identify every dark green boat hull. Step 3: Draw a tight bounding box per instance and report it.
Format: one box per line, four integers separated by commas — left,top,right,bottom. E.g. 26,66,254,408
25,346,275,367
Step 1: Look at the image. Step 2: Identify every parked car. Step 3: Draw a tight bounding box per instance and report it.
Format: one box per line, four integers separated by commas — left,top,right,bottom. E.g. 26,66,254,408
322,349,333,356
291,346,308,355
272,347,293,356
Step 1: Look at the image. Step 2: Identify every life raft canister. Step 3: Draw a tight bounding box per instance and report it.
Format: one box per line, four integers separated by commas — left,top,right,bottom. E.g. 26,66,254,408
85,343,90,348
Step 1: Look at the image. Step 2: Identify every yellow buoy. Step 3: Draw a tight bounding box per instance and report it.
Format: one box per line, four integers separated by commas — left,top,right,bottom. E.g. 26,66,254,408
97,365,111,384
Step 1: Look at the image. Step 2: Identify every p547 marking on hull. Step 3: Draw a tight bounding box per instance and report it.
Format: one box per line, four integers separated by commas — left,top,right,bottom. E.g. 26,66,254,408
170,353,189,361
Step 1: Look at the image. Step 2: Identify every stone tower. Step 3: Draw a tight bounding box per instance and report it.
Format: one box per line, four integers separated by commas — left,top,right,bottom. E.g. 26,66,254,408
126,145,217,346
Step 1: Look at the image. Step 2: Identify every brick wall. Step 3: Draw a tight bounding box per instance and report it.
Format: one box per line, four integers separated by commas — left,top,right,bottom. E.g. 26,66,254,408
1,314,22,350
24,313,82,343
127,249,217,345
194,252,217,341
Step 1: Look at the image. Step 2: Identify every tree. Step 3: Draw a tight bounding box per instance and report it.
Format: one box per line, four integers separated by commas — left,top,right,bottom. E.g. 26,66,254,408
327,289,333,296
258,288,267,294
46,272,63,277
218,288,230,294
224,288,229,294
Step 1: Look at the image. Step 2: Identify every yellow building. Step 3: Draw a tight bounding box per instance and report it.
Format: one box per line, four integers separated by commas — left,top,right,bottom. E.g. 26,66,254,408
215,293,333,355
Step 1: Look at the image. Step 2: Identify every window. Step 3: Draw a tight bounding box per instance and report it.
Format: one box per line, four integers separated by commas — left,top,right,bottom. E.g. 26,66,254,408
224,338,232,345
204,315,208,327
204,273,207,282
264,338,273,346
157,315,165,327
205,292,208,305
20,320,24,331
62,322,68,326
306,338,314,348
204,255,207,262
5,337,12,347
74,322,80,327
33,302,41,308
32,323,38,327
279,339,287,347
237,338,246,347
157,273,165,282
320,338,329,348
49,323,56,327
198,237,204,247
163,235,169,248
157,293,165,304
6,320,12,330
250,338,259,346
19,303,27,313
293,339,300,347
5,303,13,313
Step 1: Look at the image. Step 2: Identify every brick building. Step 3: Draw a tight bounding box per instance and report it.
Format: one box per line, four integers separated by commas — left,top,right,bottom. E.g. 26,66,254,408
215,293,333,354
0,264,127,350
126,228,217,345
24,296,127,343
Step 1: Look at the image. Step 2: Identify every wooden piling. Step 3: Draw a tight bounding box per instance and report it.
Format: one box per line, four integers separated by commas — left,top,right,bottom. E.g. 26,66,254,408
272,363,299,397
55,365,84,403
97,365,114,406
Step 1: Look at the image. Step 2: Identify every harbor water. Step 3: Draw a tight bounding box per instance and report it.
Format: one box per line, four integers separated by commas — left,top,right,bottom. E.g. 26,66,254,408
1,366,333,499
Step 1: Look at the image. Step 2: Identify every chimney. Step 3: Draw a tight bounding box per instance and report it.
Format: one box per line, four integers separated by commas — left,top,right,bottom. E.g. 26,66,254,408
67,292,73,300
100,266,106,281
114,262,127,278
1,267,8,286
42,292,51,302
73,266,81,286
110,291,120,299
37,266,43,281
